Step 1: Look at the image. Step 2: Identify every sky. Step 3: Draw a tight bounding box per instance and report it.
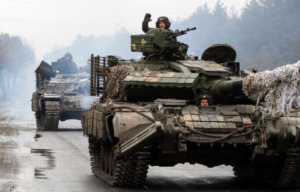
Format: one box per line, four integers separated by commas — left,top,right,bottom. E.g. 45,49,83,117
0,0,250,61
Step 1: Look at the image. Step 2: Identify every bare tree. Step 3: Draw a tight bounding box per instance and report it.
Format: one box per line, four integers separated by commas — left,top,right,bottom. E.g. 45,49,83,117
0,33,35,100
0,34,12,99
8,36,35,92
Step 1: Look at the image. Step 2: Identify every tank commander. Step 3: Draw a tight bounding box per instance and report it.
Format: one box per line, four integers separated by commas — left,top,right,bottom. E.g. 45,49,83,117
142,13,189,57
54,53,79,74
142,13,173,33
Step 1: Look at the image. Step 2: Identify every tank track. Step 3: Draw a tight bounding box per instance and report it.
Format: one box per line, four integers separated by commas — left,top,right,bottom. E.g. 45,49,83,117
88,136,151,187
234,147,300,188
276,148,300,187
35,112,45,130
44,101,60,130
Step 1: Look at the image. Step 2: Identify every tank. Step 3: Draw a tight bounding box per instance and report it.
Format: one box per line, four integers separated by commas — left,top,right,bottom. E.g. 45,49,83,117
32,60,90,130
81,28,300,187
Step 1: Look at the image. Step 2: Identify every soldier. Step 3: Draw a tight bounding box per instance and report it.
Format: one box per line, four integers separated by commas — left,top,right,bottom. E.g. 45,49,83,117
199,94,211,106
142,13,188,57
142,13,172,33
55,53,79,74
200,99,209,106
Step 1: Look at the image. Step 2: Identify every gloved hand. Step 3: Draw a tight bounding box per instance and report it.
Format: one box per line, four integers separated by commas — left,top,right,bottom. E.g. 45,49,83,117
143,13,152,23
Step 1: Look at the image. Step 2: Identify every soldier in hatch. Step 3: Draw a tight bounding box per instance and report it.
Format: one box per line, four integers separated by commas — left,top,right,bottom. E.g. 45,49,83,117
142,13,188,57
54,53,79,74
142,13,172,33
199,94,211,106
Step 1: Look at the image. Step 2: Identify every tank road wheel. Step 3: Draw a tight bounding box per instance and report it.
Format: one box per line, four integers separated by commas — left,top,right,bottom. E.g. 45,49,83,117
88,136,151,187
35,112,45,130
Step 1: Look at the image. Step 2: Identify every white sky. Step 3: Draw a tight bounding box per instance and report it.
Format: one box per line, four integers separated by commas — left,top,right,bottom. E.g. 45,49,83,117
0,0,250,60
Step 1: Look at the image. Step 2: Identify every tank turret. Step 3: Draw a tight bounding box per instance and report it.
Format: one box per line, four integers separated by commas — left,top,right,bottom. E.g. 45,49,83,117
131,27,195,59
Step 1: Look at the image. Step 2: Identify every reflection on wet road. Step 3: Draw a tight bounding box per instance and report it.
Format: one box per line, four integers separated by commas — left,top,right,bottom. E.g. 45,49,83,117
0,122,299,192
31,149,55,179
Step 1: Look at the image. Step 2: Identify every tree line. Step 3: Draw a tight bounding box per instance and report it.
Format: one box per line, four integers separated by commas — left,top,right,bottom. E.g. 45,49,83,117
0,33,35,100
44,0,300,72
173,0,300,70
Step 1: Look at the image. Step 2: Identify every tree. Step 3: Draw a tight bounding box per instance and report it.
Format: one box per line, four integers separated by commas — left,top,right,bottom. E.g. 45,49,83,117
0,34,12,99
0,33,35,100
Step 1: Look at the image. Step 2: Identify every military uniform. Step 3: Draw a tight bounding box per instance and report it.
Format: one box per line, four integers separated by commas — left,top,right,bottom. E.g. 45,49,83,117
141,13,189,56
142,13,173,33
55,53,79,74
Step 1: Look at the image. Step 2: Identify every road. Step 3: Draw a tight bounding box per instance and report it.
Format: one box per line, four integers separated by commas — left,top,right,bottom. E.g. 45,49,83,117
0,119,299,192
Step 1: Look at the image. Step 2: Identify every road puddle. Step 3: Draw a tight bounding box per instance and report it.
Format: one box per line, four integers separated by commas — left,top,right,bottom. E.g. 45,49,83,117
31,149,56,179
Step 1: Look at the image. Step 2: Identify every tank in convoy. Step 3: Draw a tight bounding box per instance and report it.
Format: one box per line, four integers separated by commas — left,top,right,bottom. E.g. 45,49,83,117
32,54,91,130
81,27,300,187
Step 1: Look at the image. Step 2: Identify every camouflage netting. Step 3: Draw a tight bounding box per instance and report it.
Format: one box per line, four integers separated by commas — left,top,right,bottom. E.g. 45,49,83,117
243,61,300,116
103,65,134,101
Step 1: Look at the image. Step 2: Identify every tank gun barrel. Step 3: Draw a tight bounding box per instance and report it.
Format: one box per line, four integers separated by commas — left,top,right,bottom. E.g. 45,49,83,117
211,79,243,97
167,27,196,38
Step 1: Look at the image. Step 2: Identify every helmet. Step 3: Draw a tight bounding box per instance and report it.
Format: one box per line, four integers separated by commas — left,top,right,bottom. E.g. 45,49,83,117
64,52,73,59
199,94,212,105
156,16,171,29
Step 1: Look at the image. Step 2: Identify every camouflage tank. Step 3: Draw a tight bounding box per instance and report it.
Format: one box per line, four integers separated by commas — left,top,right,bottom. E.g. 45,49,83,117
32,60,90,130
82,28,300,187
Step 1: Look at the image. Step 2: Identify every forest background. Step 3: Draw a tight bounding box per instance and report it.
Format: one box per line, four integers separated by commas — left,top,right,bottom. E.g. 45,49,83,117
44,0,300,71
0,0,300,101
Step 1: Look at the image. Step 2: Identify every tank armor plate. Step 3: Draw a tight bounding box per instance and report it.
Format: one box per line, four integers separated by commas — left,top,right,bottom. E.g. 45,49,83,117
124,71,198,88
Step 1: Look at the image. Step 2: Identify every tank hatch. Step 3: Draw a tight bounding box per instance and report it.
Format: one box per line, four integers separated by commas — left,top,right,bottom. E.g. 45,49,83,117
201,44,236,63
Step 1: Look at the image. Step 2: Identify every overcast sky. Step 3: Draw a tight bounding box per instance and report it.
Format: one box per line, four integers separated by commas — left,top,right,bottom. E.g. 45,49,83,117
0,0,250,60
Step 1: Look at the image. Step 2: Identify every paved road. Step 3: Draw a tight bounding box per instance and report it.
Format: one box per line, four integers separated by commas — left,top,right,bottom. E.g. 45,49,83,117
0,120,299,192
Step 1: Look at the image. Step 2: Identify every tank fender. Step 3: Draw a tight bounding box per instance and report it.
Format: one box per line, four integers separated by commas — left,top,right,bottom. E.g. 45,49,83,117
114,122,162,158
119,123,153,143
112,111,154,138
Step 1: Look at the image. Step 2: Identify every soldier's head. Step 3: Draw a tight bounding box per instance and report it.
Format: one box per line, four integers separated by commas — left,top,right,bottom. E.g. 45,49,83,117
156,16,171,29
64,52,73,59
199,94,212,106
201,99,209,106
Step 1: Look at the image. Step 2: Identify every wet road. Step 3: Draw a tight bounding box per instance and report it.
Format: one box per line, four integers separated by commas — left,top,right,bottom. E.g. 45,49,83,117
1,121,299,192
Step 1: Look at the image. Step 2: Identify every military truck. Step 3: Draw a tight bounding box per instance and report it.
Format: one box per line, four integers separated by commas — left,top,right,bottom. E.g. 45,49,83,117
32,60,90,130
82,28,300,187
